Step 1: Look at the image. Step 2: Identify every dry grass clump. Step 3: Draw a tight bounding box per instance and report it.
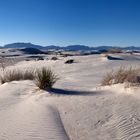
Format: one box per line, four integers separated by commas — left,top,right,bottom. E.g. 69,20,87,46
102,67,140,86
35,67,59,89
0,67,58,90
0,69,34,84
51,56,58,60
65,59,74,64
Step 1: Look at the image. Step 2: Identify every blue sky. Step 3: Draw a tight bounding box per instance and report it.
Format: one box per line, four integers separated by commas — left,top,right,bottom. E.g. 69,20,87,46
0,0,140,47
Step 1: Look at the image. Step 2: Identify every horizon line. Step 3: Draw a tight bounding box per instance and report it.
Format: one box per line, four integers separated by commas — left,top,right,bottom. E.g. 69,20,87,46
0,42,140,48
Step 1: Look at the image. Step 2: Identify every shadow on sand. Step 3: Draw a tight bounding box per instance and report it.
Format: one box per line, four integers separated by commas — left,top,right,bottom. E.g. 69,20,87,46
48,88,106,96
107,55,124,60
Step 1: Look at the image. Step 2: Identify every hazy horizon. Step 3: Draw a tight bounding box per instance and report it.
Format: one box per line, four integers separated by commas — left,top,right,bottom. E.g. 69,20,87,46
0,42,140,48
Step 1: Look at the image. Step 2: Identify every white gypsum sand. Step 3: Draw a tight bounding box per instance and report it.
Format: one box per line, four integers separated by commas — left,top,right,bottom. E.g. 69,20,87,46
0,53,140,139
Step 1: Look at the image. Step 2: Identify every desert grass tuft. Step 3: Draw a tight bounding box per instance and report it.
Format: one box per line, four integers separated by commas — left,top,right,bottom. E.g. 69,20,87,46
35,67,59,89
0,67,59,90
102,66,140,86
0,69,34,84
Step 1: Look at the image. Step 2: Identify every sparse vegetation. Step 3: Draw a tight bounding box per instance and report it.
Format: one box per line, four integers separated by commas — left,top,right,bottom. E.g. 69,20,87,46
0,57,6,70
102,67,140,86
0,67,58,90
65,59,74,64
0,69,34,84
35,68,59,89
51,56,58,60
36,56,44,61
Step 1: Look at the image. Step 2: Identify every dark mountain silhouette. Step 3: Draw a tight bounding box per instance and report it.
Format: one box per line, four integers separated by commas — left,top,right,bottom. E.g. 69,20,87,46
4,43,43,49
93,46,116,50
66,45,90,51
2,42,140,51
44,45,91,51
122,46,140,50
44,45,61,50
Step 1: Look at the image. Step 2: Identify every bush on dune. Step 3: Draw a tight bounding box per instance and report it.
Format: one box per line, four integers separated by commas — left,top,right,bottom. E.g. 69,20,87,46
35,68,59,89
65,59,74,64
51,56,58,60
0,69,34,84
102,67,140,86
0,67,58,90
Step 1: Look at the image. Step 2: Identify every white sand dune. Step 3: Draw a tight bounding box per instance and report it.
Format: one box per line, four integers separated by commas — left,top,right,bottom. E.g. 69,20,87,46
53,85,140,140
0,53,140,139
0,81,69,140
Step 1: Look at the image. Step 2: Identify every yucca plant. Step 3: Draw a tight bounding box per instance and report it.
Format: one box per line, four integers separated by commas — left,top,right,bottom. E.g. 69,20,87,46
35,67,59,90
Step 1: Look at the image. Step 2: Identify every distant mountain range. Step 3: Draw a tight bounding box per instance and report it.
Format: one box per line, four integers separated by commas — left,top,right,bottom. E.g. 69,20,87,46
1,42,140,51
4,43,43,49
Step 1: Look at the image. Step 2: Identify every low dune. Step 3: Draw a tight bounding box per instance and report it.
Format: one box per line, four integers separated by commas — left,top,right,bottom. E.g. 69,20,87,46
0,81,69,140
0,53,140,139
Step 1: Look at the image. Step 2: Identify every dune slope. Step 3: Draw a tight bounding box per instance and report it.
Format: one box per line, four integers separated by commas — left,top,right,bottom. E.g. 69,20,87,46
0,81,69,140
0,53,140,139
